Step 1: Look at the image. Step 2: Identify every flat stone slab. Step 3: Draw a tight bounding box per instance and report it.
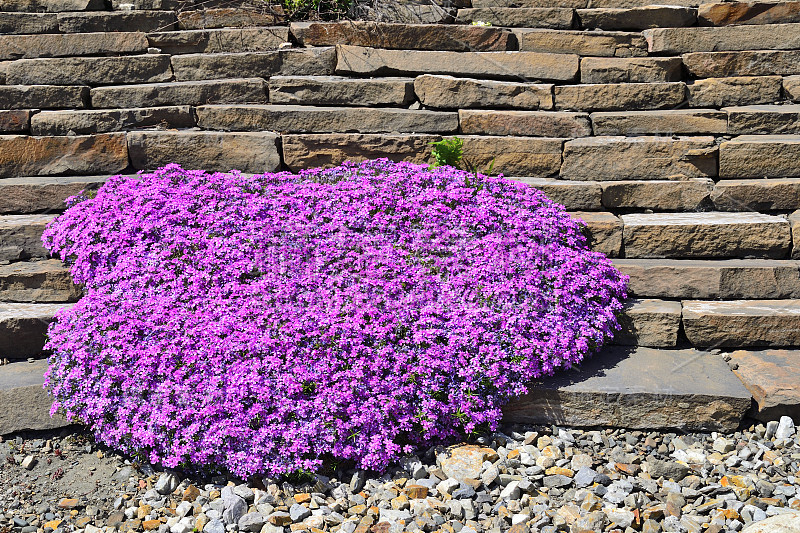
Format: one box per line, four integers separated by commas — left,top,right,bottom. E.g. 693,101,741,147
688,76,783,108
683,50,800,78
591,109,726,135
0,32,147,61
645,23,800,54
615,299,682,348
6,54,173,86
178,7,282,30
0,175,108,215
0,110,30,133
413,74,553,110
0,214,54,262
456,7,576,28
458,110,590,138
0,359,69,435
569,211,622,257
146,28,289,55
711,178,800,211
699,1,800,26
516,28,646,57
719,135,800,178
786,75,800,101
268,76,414,107
0,85,88,110
171,48,336,81
503,346,752,432
30,106,194,135
0,13,58,35
0,260,79,303
577,6,696,30
2,0,103,11
507,177,602,210
56,11,176,33
0,302,71,358
554,82,686,112
600,179,713,211
622,212,791,259
728,349,800,422
614,259,800,299
684,300,800,348
580,57,683,84
725,105,800,135
0,134,128,179
90,78,267,109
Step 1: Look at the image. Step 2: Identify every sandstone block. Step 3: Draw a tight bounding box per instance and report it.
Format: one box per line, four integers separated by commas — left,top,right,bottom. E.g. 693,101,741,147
507,178,602,210
712,178,800,211
2,0,103,11
336,45,579,81
615,299,682,348
461,136,564,177
725,104,800,135
0,260,80,303
577,6,696,30
719,135,800,178
0,134,128,179
0,85,88,110
178,8,283,29
413,74,553,110
147,28,289,55
353,3,454,24
127,131,280,173
688,76,782,107
729,349,800,421
458,110,591,137
579,57,682,84
0,302,71,357
110,0,183,8
30,107,194,136
561,136,717,180
621,212,790,259
0,360,70,434
591,109,725,135
570,211,622,257
6,55,172,86
0,110,30,133
0,32,147,61
516,28,646,57
601,179,713,211
683,300,800,348
698,1,800,26
785,75,800,101
91,78,267,108
171,48,336,81
456,7,575,28
0,13,58,35
554,82,686,112
683,50,800,78
791,210,800,259
645,24,800,54
196,104,458,133
290,21,514,51
268,76,414,106
0,175,108,215
0,214,52,263
473,0,587,7
56,11,176,33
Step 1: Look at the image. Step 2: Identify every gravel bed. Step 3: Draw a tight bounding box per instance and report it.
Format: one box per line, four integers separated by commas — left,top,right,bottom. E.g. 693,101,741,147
2,419,800,533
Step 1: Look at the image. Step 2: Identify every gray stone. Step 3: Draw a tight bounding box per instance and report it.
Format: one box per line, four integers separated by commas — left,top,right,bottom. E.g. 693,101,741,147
203,519,225,533
573,467,597,488
56,11,176,33
289,504,310,522
458,110,591,138
91,78,267,109
30,106,194,135
268,76,414,106
350,470,367,492
615,299,682,348
740,511,800,532
413,74,553,110
555,82,686,112
0,259,80,303
580,57,683,83
516,28,646,57
787,75,800,101
147,28,289,55
0,359,69,434
2,0,103,11
155,473,179,495
578,7,696,30
223,497,247,525
0,85,88,110
726,105,800,135
171,48,336,81
178,8,283,30
591,109,725,135
6,54,172,86
646,459,691,481
456,7,575,28
688,76,783,108
0,32,147,60
647,23,800,54
0,13,58,35
684,50,800,78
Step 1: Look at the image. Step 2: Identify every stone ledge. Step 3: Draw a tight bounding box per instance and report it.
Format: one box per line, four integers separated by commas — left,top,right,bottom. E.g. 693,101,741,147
0,359,70,436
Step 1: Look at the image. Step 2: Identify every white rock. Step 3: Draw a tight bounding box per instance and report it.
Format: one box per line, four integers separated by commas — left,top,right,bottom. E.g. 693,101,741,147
20,456,35,470
741,510,800,532
176,502,193,518
436,478,460,496
775,417,796,440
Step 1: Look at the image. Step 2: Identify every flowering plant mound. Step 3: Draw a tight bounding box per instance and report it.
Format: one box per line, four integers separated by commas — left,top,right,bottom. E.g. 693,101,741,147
43,160,627,477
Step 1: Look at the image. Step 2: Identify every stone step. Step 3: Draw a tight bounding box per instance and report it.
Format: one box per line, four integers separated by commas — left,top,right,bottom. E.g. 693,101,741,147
787,75,800,101
30,106,195,135
354,3,452,25
683,50,800,78
0,302,71,358
56,10,176,33
719,135,800,178
507,177,602,210
268,76,415,107
458,109,591,137
0,175,108,214
111,0,184,9
503,346,751,432
413,74,553,110
577,6,697,30
0,359,69,435
335,46,579,81
0,215,54,262
0,32,148,61
560,136,717,181
0,0,104,12
0,110,29,133
727,349,800,422
615,298,682,348
645,23,800,54
6,54,173,86
621,212,791,259
0,85,88,110
90,78,267,108
0,12,58,34
683,299,800,348
515,28,647,56
290,21,514,51
711,178,800,211
455,7,576,28
178,8,284,30
0,134,128,178
698,1,800,27
687,76,783,108
554,82,686,112
171,48,336,81
0,260,79,303
146,27,290,55
600,179,714,211
473,0,700,6
614,259,800,299
195,104,459,134
579,57,683,84
570,211,622,257
590,109,726,135
725,104,800,135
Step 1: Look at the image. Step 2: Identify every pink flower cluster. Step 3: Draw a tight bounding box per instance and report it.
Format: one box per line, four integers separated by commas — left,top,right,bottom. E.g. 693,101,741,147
42,160,627,477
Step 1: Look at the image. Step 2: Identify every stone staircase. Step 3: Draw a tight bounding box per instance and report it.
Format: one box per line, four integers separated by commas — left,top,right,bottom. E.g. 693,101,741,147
2,0,800,434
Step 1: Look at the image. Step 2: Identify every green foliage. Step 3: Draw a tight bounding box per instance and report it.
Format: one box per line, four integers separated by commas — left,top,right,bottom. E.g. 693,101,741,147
252,0,351,21
430,137,464,169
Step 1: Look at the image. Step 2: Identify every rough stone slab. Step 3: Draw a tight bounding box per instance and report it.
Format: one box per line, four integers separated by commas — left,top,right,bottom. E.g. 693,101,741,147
791,210,800,259
698,1,800,26
683,50,800,78
290,21,514,51
688,76,783,108
352,3,453,25
613,259,800,299
683,300,800,348
622,212,791,259
281,133,440,172
554,82,686,112
413,74,553,110
30,106,194,135
0,85,87,110
516,28,646,57
473,0,587,7
456,7,575,28
0,260,79,303
786,75,800,101
146,28,289,55
579,57,682,84
601,179,714,211
561,136,718,181
461,136,564,177
592,109,725,135
0,110,30,133
127,131,280,173
0,215,54,263
645,24,800,55
0,13,58,34
196,104,458,134
336,45,579,81
0,302,71,358
110,0,183,8
506,177,602,210
56,11,176,33
0,134,128,179
615,299,682,348
712,178,800,211
719,135,800,178
91,78,266,109
171,48,335,81
589,0,698,6
729,349,800,421
0,359,70,435
1,0,103,11
6,55,173,86
503,346,751,432
570,211,622,257
268,76,414,106
0,32,148,61
0,175,108,215
577,6,697,30
725,104,800,135
458,110,591,138
178,8,283,30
